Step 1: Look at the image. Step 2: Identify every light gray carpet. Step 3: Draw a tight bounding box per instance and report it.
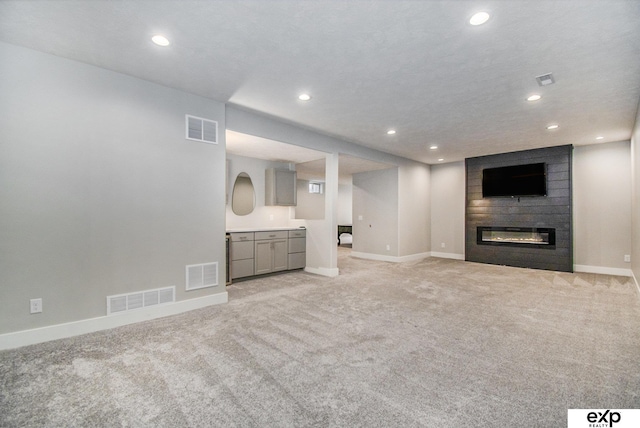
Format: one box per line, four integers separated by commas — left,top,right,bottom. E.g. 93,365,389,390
1,248,639,427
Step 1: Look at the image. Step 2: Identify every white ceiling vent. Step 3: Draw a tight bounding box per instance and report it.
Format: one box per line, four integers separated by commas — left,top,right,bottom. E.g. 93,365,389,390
186,115,218,144
186,262,218,291
107,286,175,315
536,73,555,86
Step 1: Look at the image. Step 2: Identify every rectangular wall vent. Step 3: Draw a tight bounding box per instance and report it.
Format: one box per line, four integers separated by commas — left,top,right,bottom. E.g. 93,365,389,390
107,286,175,315
186,262,219,291
535,73,555,86
186,115,218,144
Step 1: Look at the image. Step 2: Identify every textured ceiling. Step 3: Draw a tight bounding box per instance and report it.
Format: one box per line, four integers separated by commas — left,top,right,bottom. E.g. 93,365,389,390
1,0,639,164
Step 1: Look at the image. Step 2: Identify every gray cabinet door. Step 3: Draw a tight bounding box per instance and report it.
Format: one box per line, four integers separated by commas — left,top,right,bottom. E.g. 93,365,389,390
255,239,288,274
272,239,288,272
254,240,273,275
231,259,254,279
265,169,297,206
288,253,306,270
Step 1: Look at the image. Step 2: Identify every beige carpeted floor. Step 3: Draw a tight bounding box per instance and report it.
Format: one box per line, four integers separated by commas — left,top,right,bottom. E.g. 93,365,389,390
1,247,639,427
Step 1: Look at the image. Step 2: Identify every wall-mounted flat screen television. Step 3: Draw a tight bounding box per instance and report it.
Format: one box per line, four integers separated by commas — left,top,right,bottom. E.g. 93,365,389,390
482,163,547,197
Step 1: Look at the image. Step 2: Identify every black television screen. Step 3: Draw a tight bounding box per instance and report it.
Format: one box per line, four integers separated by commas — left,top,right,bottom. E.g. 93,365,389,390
482,163,547,198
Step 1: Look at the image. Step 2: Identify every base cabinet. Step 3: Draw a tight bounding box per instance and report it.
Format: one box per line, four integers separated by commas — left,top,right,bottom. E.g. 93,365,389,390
255,232,288,275
230,232,255,280
228,228,305,282
288,229,306,270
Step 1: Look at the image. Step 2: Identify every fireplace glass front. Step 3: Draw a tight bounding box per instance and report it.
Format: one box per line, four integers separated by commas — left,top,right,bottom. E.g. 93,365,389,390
477,227,555,248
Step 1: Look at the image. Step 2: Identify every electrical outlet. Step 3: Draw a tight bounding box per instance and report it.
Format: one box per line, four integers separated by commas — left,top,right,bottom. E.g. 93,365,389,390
358,215,363,221
386,244,390,251
441,242,446,248
624,255,631,263
30,298,42,314
269,214,274,221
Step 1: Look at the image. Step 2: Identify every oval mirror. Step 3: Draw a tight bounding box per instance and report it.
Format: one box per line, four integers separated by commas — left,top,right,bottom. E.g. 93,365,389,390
232,172,255,216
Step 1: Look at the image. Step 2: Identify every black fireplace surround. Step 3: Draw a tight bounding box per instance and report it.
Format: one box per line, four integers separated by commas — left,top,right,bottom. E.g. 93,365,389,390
465,145,573,272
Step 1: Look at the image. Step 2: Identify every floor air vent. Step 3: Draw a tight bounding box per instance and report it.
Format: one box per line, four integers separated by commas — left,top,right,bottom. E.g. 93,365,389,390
186,114,218,144
186,262,218,290
107,286,175,315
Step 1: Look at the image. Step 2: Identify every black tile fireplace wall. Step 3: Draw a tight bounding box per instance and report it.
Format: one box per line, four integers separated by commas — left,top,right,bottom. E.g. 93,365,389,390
465,145,573,272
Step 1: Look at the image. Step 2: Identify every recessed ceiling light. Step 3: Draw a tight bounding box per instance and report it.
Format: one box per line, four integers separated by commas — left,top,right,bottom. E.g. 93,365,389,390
438,158,444,162
596,136,604,140
298,93,311,101
151,35,170,46
430,145,438,150
387,129,396,135
546,124,559,130
527,94,542,102
469,12,490,26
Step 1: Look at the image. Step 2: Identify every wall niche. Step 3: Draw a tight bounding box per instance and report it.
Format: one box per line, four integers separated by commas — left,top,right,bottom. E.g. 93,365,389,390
465,145,573,272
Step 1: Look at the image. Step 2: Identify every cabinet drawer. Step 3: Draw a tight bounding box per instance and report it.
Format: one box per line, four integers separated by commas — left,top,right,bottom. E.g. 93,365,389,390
231,240,254,261
288,229,306,238
288,237,306,254
288,253,306,270
231,258,254,279
255,230,288,240
230,232,254,242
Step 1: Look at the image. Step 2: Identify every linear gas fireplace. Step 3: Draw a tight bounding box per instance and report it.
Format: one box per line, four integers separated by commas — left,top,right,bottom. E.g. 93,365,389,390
477,227,555,249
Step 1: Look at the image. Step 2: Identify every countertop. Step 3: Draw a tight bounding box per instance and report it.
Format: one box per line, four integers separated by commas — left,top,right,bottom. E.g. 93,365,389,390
226,227,306,233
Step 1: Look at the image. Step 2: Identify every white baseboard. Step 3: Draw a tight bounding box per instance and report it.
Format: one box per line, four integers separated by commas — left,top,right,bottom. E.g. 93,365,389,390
304,266,340,277
350,251,430,263
0,291,228,351
429,252,465,261
397,252,431,262
573,264,632,277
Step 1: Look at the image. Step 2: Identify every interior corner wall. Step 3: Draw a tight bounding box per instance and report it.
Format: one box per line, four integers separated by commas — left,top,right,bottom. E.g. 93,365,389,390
398,163,430,257
352,168,399,256
0,43,227,335
430,161,465,258
573,141,632,271
631,98,640,283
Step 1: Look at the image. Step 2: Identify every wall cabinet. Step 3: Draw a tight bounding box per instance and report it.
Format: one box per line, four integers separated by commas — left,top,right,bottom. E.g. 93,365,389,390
254,231,288,275
265,168,297,206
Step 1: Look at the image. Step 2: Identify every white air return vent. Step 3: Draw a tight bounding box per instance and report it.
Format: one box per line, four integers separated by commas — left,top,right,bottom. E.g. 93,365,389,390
536,73,555,86
186,115,218,144
107,286,175,315
186,262,219,291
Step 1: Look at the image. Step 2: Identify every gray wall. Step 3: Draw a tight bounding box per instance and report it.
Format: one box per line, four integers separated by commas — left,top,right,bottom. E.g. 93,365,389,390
398,163,431,257
573,142,631,270
0,43,227,335
337,182,353,225
465,145,573,272
352,168,399,256
632,99,640,284
430,161,465,257
296,179,326,220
